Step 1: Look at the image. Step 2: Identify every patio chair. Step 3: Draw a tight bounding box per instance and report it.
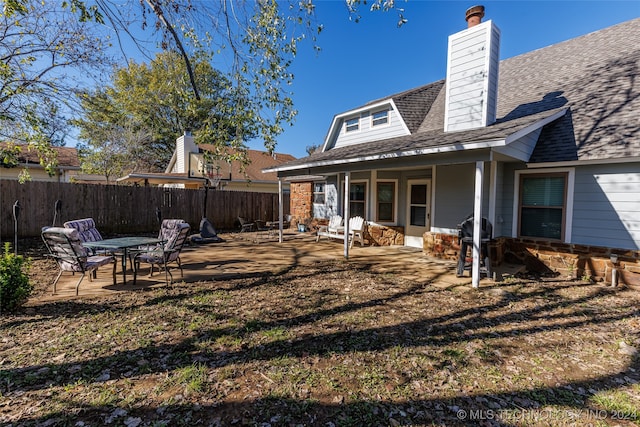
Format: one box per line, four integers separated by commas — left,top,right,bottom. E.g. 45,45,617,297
63,217,104,243
316,215,343,242
41,226,116,295
63,217,105,255
238,216,255,232
132,222,191,285
348,216,366,249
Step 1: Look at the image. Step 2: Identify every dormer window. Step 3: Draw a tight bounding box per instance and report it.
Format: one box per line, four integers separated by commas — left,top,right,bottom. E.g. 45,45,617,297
345,117,359,133
372,110,389,127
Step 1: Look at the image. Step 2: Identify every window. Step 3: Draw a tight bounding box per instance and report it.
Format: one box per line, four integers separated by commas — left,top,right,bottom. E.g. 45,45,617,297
345,117,359,133
519,173,567,240
372,110,388,127
313,182,325,204
376,181,396,222
349,182,366,218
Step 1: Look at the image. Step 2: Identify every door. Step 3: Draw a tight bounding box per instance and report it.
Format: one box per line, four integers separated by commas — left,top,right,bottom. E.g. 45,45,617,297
405,179,431,248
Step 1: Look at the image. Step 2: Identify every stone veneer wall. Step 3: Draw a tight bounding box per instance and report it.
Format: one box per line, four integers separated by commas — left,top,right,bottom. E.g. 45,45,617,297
289,182,313,227
423,231,640,287
366,225,404,246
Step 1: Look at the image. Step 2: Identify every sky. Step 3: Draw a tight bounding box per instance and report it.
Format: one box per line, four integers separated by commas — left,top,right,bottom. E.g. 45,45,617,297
260,0,639,159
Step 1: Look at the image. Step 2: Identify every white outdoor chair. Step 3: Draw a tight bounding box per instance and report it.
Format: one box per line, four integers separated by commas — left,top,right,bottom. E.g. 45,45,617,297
316,215,343,242
347,216,366,248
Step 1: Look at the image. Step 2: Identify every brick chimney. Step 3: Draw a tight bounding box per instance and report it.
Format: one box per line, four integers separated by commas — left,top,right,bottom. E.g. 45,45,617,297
465,5,485,28
443,5,500,132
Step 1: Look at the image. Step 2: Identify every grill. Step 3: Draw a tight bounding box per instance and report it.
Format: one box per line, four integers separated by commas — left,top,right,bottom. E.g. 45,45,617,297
456,215,493,278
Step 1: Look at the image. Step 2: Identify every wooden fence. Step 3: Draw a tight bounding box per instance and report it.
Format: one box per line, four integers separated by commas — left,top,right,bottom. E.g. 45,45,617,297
0,180,289,239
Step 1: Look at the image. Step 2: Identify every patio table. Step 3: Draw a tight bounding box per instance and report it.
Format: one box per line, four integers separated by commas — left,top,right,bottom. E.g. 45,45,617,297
83,236,164,286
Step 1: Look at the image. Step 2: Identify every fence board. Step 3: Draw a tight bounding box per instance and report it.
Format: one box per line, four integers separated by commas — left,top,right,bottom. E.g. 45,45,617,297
0,181,289,240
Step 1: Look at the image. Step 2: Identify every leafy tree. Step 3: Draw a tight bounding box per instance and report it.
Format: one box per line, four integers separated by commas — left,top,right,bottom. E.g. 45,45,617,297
0,0,113,174
4,0,408,174
73,51,251,175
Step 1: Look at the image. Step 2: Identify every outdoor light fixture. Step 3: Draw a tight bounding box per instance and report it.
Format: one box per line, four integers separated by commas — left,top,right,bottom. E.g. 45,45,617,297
610,254,618,264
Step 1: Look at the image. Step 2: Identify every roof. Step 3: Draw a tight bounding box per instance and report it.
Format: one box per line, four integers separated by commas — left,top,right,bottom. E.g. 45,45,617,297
268,17,640,173
0,142,80,168
197,145,296,182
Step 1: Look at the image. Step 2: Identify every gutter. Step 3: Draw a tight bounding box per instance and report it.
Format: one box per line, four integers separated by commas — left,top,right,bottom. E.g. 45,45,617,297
264,138,507,173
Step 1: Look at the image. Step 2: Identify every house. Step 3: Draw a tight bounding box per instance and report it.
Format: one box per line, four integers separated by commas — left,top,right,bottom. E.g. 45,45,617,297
265,8,640,287
0,142,82,182
118,133,296,193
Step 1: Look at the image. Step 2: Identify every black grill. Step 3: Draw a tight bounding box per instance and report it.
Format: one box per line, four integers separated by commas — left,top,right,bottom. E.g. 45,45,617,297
456,215,493,278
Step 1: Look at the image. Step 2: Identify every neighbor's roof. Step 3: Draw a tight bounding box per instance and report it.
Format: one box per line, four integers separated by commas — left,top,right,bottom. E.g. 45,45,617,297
198,145,296,182
0,142,80,168
267,17,640,173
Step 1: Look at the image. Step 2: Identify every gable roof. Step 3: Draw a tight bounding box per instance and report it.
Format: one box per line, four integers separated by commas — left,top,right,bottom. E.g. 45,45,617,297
268,18,640,174
391,80,446,133
0,142,80,168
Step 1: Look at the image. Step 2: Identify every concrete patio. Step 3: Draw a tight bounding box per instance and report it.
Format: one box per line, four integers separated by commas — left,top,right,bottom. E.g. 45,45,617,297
34,229,509,302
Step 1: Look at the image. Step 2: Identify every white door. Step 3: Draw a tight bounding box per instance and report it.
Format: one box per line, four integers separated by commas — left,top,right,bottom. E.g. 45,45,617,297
405,179,431,248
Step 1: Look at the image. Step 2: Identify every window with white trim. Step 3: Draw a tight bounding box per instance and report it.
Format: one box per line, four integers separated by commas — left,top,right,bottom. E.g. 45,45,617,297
372,110,388,127
345,117,359,133
313,181,325,204
519,173,567,240
349,182,367,218
376,181,396,222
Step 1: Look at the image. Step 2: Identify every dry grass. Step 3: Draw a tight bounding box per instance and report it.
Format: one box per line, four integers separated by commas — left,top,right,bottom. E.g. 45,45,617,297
1,253,639,426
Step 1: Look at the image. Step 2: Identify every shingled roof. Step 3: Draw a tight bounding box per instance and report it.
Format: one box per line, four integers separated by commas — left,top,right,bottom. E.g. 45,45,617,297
0,142,80,168
269,18,640,172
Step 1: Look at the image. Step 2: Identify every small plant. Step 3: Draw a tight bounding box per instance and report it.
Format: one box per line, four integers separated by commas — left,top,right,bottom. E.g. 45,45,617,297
0,242,33,313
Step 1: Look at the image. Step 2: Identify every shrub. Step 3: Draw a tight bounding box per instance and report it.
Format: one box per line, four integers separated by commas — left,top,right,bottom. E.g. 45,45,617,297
0,242,33,313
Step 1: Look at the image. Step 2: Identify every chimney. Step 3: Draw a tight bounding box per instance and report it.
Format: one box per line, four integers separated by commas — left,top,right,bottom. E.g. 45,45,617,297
465,5,485,28
443,5,500,132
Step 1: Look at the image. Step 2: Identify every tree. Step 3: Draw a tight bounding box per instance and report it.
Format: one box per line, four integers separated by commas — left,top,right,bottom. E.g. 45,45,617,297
0,0,113,174
5,0,408,173
306,144,322,155
73,51,252,176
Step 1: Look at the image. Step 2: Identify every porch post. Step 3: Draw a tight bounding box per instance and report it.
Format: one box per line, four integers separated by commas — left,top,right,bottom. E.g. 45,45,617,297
278,178,283,243
472,161,484,288
488,160,497,231
343,172,350,259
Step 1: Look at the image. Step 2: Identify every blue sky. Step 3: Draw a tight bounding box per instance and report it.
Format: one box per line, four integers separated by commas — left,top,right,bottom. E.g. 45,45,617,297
262,0,639,158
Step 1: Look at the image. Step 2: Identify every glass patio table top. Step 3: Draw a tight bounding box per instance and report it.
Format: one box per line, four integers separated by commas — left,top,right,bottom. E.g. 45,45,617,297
84,236,164,285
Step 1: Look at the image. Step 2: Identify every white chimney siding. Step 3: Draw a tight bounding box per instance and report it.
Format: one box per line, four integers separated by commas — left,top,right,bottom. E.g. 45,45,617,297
444,19,501,132
174,132,197,173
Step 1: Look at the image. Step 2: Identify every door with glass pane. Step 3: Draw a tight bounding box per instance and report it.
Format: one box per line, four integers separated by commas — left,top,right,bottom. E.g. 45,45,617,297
405,179,431,248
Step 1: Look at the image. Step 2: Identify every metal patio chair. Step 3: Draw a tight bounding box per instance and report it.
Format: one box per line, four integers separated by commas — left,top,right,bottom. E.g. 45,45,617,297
41,227,116,295
132,222,191,285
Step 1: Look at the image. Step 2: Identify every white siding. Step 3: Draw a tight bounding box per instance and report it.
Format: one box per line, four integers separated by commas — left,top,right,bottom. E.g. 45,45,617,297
493,128,541,161
444,20,500,132
332,105,408,149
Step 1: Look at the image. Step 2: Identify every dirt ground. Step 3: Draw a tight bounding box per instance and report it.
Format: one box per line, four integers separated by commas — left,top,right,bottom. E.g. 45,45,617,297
2,234,639,426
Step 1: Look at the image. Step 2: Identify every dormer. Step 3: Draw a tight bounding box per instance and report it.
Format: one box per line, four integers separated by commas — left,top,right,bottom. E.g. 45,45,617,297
444,5,500,132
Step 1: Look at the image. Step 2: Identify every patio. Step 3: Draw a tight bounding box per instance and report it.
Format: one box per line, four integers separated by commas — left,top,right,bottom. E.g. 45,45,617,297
33,229,495,302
